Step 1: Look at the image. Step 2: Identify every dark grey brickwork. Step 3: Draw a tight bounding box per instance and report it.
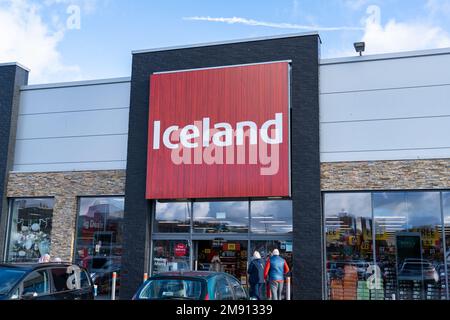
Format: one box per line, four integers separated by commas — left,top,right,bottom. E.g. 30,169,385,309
0,64,29,261
122,35,322,299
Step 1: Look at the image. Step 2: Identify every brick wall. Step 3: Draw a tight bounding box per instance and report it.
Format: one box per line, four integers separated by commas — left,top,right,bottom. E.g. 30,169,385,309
6,170,125,261
321,159,450,191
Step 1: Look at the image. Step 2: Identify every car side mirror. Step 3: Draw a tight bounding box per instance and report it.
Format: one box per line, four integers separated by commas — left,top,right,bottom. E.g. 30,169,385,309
21,292,38,300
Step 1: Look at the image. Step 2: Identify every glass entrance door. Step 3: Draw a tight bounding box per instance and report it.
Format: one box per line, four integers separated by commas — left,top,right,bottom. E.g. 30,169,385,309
194,240,248,285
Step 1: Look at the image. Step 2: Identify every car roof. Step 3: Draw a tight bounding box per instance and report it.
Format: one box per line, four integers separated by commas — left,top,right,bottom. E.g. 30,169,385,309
0,262,76,271
151,271,229,279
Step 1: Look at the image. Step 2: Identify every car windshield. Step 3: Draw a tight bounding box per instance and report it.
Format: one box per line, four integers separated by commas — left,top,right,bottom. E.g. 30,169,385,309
138,278,204,300
402,263,431,271
0,268,26,295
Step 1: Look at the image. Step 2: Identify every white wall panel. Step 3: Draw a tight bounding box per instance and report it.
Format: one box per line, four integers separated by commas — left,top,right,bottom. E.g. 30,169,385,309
320,50,450,163
321,54,450,93
19,81,130,114
14,79,130,172
16,108,129,139
321,85,450,123
321,117,450,152
13,135,128,172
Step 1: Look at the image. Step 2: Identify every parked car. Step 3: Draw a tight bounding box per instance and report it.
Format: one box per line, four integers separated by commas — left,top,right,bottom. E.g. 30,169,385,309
132,271,248,300
0,262,94,300
397,260,439,282
82,256,121,295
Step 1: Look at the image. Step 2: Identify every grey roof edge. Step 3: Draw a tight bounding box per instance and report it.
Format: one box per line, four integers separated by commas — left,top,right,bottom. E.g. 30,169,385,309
132,31,321,54
0,62,31,72
320,46,450,65
21,77,131,91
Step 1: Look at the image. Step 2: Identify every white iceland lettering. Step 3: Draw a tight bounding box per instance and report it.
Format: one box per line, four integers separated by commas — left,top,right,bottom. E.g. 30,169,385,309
153,113,283,150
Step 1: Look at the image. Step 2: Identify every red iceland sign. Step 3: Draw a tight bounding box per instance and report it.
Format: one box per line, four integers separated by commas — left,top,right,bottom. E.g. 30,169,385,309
146,61,290,199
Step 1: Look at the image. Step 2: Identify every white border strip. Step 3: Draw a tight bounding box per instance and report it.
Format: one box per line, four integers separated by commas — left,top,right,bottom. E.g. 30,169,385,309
21,77,131,91
133,31,320,54
0,62,30,72
153,60,293,75
320,46,450,65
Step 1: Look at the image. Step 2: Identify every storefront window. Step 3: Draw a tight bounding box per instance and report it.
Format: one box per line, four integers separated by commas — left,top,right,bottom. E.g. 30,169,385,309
373,192,445,300
74,197,124,299
324,191,450,301
324,193,373,300
152,240,190,274
154,201,191,233
251,200,292,233
250,240,293,299
193,201,249,233
196,240,248,283
7,198,54,263
444,192,450,296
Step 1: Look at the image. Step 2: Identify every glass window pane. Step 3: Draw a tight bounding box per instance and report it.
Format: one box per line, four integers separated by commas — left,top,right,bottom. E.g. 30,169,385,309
7,198,54,263
443,192,450,298
374,192,445,300
251,200,292,234
74,197,124,299
154,201,191,233
193,201,248,233
22,270,50,296
152,240,190,274
324,193,373,300
250,240,293,300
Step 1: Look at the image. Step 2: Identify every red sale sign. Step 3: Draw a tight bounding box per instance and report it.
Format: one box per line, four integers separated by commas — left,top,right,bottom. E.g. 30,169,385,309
174,243,187,257
146,62,290,199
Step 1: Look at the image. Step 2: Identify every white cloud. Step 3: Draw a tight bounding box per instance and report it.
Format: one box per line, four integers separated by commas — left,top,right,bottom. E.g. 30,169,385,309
183,16,363,32
344,0,370,11
426,0,450,17
0,0,81,83
43,0,100,15
361,5,450,54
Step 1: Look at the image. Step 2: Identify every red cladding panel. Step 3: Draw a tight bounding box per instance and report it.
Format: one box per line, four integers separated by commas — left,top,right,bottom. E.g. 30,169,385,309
146,62,290,199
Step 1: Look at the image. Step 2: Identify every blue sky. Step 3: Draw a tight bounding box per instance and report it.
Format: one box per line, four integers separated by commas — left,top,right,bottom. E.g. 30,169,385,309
1,0,450,83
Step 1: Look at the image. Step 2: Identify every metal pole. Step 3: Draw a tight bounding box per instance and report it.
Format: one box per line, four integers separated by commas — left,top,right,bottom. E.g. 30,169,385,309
143,272,148,283
286,277,291,300
111,272,117,300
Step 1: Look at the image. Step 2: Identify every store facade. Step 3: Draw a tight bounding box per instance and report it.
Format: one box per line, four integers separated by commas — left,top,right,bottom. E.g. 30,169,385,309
0,33,449,300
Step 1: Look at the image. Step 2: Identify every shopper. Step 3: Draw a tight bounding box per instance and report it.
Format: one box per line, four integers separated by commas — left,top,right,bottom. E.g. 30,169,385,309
209,255,223,272
264,249,290,300
38,254,51,263
247,251,265,300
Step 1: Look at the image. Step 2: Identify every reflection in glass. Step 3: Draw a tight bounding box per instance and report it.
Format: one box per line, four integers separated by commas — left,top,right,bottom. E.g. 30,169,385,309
374,192,445,300
250,240,293,300
443,192,450,297
7,198,54,263
154,201,191,233
74,197,124,299
193,202,249,233
324,193,373,300
250,200,292,234
153,240,190,274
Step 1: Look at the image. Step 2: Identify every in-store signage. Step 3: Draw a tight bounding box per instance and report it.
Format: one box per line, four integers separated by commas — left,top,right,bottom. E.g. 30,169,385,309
146,62,290,199
174,243,187,257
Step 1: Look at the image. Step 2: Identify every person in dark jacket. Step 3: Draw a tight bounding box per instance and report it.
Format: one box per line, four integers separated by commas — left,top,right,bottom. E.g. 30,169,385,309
264,249,290,300
247,251,265,300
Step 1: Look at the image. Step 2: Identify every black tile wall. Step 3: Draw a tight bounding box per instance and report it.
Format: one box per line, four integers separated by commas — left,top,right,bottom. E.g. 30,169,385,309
122,35,322,299
0,65,29,261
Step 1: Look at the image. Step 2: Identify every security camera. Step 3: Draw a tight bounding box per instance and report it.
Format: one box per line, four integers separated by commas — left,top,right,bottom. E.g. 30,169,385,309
354,42,365,56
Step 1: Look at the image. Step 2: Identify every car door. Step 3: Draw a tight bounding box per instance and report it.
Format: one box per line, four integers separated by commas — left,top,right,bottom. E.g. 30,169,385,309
49,267,73,300
226,276,248,300
20,269,53,300
213,276,234,300
50,266,93,300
